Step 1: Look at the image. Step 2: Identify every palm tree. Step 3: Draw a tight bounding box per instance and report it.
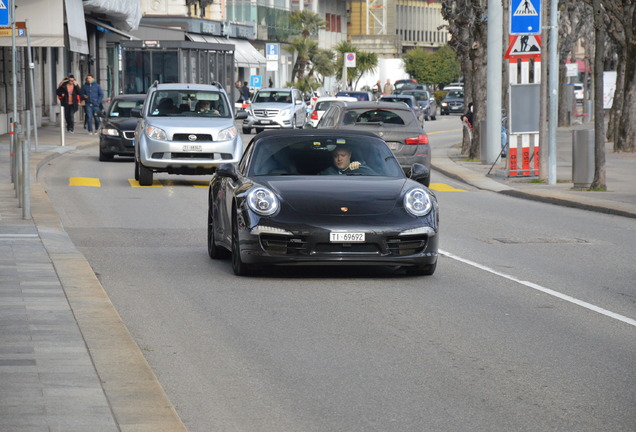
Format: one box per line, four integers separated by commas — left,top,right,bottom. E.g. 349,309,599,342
288,10,325,84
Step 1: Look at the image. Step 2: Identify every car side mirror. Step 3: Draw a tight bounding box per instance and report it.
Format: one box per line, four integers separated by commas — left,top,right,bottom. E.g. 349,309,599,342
131,108,141,118
235,110,248,120
410,163,430,187
216,163,238,181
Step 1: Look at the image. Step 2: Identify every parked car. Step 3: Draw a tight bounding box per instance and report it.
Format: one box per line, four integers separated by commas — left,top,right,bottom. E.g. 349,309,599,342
98,94,145,161
379,94,424,123
242,88,307,134
440,89,465,115
132,81,242,186
335,91,374,101
574,83,584,100
394,89,437,121
207,129,438,276
394,79,423,92
316,100,431,177
307,96,357,128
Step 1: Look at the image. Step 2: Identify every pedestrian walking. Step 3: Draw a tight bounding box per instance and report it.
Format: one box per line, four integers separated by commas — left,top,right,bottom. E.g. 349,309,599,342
56,73,81,133
383,79,394,95
81,74,104,135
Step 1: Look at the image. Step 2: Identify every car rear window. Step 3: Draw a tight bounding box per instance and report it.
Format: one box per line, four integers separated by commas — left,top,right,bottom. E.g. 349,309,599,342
315,101,336,111
341,109,408,126
380,97,413,107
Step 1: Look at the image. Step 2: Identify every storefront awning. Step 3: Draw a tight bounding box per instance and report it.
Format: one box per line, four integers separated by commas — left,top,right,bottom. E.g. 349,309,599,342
0,0,65,48
85,17,139,40
186,33,266,68
65,0,89,53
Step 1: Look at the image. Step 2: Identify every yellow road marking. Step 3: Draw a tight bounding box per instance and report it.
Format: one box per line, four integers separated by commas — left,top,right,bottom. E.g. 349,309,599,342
128,179,163,187
429,183,467,192
426,128,462,135
69,177,101,187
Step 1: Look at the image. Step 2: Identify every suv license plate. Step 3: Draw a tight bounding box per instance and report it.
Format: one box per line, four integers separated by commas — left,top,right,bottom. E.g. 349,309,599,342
182,145,202,152
330,232,365,243
260,120,271,124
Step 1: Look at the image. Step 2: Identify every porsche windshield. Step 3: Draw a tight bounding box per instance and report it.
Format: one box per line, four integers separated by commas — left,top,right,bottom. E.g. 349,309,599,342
249,135,404,177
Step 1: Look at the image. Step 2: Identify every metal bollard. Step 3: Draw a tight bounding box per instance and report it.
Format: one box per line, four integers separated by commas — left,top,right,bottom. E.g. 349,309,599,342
572,129,594,188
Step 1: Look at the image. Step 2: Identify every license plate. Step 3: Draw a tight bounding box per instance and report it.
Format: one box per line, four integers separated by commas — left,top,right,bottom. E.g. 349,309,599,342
260,120,271,124
388,142,399,150
182,144,202,152
330,232,365,243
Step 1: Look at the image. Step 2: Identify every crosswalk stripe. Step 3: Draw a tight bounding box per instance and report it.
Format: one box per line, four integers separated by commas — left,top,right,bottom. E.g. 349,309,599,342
429,183,467,192
128,179,163,187
69,177,101,187
68,179,466,192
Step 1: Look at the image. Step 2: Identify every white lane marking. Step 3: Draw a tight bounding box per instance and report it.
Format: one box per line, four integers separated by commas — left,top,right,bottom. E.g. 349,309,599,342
439,249,636,328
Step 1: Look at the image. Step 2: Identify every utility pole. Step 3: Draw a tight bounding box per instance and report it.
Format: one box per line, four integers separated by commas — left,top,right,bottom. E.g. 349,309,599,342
547,0,558,184
485,0,503,164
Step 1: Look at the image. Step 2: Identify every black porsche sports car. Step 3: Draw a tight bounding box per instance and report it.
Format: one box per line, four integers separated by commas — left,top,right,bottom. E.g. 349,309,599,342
207,129,439,276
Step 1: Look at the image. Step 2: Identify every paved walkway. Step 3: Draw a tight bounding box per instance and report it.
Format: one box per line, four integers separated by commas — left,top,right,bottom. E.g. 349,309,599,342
0,124,186,431
0,121,633,431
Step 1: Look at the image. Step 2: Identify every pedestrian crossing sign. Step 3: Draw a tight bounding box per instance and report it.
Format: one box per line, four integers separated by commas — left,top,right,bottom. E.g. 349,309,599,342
0,0,9,28
510,0,541,34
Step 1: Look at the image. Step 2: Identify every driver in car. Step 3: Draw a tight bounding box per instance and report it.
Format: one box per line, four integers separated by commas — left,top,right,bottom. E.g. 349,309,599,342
319,146,377,175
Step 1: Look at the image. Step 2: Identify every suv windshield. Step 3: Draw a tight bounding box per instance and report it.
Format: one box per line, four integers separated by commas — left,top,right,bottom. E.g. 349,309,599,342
149,90,230,117
253,91,292,103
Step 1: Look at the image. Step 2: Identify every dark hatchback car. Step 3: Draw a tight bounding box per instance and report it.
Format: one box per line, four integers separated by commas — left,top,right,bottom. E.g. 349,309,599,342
379,94,424,124
207,129,438,276
315,100,431,178
440,89,465,115
98,94,145,161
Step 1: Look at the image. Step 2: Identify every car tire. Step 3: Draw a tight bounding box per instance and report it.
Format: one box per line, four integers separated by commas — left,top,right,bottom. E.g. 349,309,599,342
255,128,264,134
231,209,255,276
138,162,153,186
134,159,140,181
291,115,297,129
425,115,430,122
242,127,251,134
431,113,437,121
406,260,437,276
208,204,230,259
99,148,112,162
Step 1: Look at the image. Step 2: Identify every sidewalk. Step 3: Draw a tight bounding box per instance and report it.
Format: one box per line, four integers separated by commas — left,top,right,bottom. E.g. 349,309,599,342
0,122,634,431
432,123,636,219
0,124,187,431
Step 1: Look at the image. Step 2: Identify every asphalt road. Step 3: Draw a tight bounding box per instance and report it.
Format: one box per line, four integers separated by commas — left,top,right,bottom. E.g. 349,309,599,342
38,117,636,431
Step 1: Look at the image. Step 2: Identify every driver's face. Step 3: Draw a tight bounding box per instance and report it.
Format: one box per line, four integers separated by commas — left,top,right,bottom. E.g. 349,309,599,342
333,149,351,170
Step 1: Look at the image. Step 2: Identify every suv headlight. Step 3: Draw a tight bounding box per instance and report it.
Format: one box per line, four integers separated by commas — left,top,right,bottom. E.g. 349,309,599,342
145,125,167,140
247,187,279,216
279,108,291,117
218,126,238,141
404,188,432,217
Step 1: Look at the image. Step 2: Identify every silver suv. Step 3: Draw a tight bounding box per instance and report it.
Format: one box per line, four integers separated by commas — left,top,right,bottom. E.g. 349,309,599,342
133,82,242,186
241,88,307,134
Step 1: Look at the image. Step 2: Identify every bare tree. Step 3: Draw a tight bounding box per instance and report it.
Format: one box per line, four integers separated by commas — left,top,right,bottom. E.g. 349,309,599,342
590,0,606,190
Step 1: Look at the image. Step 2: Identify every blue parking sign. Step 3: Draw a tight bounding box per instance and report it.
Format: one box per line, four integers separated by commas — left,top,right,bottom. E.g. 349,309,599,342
510,0,541,34
0,0,10,27
250,75,262,88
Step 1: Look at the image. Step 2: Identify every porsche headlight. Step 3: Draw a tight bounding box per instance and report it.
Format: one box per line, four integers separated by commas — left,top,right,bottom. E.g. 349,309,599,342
145,125,167,140
101,128,119,136
217,126,238,141
404,188,432,217
247,187,279,216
